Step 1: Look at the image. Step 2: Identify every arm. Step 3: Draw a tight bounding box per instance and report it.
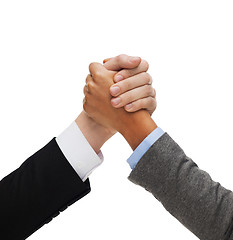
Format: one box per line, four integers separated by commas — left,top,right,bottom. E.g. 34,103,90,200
0,54,157,239
129,133,233,240
75,111,114,153
84,63,233,240
0,111,111,240
0,138,91,240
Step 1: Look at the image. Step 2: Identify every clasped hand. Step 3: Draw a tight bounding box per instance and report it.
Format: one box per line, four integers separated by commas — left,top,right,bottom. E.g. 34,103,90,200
83,54,156,133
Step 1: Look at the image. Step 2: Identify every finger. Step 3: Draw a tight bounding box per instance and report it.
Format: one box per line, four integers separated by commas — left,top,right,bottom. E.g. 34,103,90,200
83,97,87,105
83,74,91,94
85,74,92,84
103,58,112,63
83,96,90,115
124,97,157,115
89,62,108,80
84,74,95,94
110,72,152,97
83,82,89,95
103,54,141,71
113,59,149,83
111,84,155,108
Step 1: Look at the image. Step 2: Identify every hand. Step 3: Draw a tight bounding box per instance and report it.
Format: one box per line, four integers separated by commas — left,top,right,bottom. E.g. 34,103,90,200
104,54,157,115
76,54,156,153
83,63,157,150
83,63,125,131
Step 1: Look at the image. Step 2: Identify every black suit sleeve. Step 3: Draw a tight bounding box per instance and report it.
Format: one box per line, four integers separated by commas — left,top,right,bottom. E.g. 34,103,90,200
0,138,91,240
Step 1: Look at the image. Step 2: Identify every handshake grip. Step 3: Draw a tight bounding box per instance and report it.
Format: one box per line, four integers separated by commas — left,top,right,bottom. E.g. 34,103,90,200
83,62,157,150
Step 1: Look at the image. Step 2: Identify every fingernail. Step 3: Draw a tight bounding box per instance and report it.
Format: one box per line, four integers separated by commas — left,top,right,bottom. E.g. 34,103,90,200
115,74,123,82
125,103,132,110
110,86,120,95
111,97,121,106
129,56,140,63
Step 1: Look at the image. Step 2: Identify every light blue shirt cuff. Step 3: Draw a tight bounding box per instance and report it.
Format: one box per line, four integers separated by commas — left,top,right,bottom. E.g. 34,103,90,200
127,127,165,169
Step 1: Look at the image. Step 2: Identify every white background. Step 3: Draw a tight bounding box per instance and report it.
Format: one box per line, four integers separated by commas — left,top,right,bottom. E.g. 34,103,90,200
0,0,233,239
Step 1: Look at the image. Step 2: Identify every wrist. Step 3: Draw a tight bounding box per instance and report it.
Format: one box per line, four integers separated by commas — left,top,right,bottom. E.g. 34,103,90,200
119,110,157,150
75,111,115,153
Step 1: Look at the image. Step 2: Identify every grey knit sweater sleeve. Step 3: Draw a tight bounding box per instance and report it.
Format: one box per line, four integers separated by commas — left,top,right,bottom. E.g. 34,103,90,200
128,133,233,240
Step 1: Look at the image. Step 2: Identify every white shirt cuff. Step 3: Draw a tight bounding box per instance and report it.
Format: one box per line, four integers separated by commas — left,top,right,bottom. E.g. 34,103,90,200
56,121,103,182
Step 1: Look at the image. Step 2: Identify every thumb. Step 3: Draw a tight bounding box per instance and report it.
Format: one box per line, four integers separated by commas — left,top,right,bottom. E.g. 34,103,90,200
103,54,141,71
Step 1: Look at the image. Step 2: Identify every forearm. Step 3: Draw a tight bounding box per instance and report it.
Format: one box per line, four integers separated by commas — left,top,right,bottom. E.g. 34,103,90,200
0,139,90,239
119,110,157,150
75,111,114,153
129,133,233,240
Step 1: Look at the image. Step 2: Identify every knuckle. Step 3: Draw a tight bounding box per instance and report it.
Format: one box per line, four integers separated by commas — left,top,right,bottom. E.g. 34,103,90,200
148,97,157,111
83,100,86,107
89,62,100,77
148,74,153,84
145,85,153,96
141,59,149,71
136,99,144,109
89,62,95,71
148,96,156,106
117,54,127,62
119,69,130,79
84,94,89,102
93,70,99,78
85,75,89,83
141,72,151,84
94,70,103,79
85,93,92,103
83,100,87,111
153,88,156,97
83,104,90,115
88,81,95,91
